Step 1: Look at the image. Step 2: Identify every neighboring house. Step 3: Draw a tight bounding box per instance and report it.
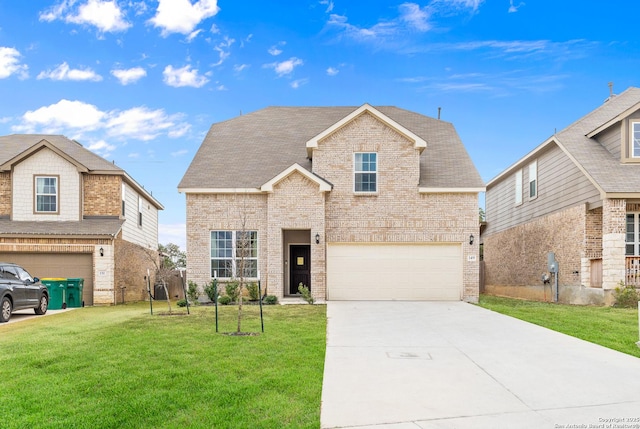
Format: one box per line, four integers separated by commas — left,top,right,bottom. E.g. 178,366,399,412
178,104,484,302
483,87,640,305
0,135,163,305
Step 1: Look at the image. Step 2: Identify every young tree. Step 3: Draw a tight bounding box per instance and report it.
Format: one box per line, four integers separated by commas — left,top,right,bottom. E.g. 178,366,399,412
158,243,186,270
143,246,174,314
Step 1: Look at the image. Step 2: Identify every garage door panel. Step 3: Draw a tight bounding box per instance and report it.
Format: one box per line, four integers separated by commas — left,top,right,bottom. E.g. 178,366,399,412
327,244,462,301
0,253,94,306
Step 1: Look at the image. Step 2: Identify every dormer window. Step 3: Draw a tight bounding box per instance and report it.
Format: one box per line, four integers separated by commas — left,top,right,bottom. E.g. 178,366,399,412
632,122,640,158
35,176,58,213
354,152,377,193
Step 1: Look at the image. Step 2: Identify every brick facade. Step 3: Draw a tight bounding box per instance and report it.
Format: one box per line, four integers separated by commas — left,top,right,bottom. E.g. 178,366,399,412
0,172,10,217
602,198,626,291
186,111,480,302
84,175,122,217
114,233,158,303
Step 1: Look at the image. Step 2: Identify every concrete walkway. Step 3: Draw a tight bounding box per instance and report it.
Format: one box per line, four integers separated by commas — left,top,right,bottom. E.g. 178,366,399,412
320,301,640,429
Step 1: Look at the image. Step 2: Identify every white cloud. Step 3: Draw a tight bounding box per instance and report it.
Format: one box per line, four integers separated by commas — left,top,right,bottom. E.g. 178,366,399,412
111,67,147,85
12,99,190,144
86,139,116,157
37,62,103,81
40,0,130,33
0,47,28,79
149,0,220,36
234,64,249,72
212,36,234,66
186,29,203,42
326,67,339,76
508,0,525,13
290,78,308,89
319,0,334,13
264,57,303,77
163,64,209,87
268,41,286,56
16,100,106,134
399,3,432,32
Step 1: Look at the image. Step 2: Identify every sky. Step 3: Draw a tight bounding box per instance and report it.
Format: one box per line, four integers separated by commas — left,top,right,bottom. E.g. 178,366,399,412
1,0,640,251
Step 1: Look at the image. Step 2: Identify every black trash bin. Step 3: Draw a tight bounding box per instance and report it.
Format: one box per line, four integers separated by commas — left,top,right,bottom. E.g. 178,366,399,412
154,283,167,300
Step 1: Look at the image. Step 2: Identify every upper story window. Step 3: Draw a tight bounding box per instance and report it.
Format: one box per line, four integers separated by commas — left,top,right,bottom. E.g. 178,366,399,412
354,152,377,193
138,196,143,227
528,160,538,199
122,183,126,217
35,176,58,213
211,230,258,278
514,169,522,206
632,122,640,158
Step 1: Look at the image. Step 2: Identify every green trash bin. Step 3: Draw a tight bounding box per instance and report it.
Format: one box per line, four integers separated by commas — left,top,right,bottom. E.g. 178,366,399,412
41,278,67,310
66,278,84,308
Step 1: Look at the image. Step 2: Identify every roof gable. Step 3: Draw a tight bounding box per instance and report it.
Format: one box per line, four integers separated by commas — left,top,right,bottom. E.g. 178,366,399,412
0,139,89,172
305,104,427,158
261,164,332,193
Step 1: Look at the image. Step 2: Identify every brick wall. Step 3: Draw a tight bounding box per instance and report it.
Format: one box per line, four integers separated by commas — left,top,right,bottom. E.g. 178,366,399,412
83,174,122,216
267,172,326,300
0,172,10,217
114,233,158,303
602,198,626,290
185,112,480,302
483,204,585,301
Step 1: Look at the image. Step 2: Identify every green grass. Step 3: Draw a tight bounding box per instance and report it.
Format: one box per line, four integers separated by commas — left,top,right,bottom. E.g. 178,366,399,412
478,295,640,358
0,302,326,429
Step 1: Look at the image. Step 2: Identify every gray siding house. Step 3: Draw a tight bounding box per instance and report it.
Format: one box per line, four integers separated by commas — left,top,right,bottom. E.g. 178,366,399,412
179,104,484,302
483,87,640,305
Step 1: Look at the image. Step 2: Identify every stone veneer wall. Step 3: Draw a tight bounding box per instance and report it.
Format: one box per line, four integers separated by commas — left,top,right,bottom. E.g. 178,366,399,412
483,204,585,302
0,172,10,217
83,174,122,216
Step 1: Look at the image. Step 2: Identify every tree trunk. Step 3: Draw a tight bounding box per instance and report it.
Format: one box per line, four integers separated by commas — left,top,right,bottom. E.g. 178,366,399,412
163,279,171,314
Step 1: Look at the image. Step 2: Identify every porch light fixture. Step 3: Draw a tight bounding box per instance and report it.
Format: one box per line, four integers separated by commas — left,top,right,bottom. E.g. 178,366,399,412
469,234,474,245
99,247,104,257
315,233,320,244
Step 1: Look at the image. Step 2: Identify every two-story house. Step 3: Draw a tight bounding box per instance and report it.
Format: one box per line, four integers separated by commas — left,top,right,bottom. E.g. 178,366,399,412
178,104,484,302
0,134,163,305
483,87,640,305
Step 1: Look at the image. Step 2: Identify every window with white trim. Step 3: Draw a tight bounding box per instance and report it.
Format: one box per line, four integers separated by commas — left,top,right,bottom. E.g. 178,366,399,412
514,169,522,206
626,213,640,255
354,152,377,193
35,176,58,213
122,183,126,217
528,160,537,199
211,231,258,278
632,122,640,158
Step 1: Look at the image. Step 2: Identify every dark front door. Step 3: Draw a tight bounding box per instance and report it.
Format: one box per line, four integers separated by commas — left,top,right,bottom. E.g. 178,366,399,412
290,245,311,295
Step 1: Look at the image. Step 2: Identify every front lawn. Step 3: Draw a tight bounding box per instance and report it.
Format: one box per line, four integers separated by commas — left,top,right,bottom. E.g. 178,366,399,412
0,302,326,429
478,295,640,358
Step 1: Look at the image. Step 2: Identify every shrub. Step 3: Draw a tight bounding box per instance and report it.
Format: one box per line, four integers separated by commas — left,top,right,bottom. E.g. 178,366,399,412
298,283,314,304
218,295,232,305
613,281,640,308
247,282,260,301
177,299,188,307
187,281,199,303
263,295,278,305
225,280,240,302
204,280,218,302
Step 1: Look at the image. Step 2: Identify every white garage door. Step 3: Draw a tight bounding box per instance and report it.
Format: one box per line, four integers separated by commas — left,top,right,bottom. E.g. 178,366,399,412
327,243,462,301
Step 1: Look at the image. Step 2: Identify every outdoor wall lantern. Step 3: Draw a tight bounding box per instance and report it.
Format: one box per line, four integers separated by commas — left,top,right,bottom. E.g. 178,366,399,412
469,234,474,245
315,233,320,244
99,247,104,257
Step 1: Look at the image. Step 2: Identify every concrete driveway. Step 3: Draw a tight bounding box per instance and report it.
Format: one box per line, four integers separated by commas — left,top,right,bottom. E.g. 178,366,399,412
321,301,640,429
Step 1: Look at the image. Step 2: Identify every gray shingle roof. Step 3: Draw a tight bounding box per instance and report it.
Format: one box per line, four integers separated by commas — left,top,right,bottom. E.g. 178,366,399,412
555,87,640,193
0,134,122,172
0,218,124,237
178,105,484,190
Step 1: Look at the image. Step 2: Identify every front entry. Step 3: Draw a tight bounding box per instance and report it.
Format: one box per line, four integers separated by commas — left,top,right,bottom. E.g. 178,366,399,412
289,245,311,295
